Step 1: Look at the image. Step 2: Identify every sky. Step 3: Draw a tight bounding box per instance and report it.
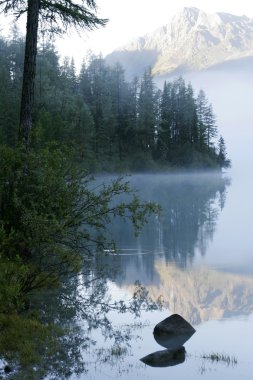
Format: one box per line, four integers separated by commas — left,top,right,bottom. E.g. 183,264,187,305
88,0,253,53
1,0,253,68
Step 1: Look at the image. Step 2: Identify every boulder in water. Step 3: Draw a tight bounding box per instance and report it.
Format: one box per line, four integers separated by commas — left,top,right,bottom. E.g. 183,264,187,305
153,314,195,349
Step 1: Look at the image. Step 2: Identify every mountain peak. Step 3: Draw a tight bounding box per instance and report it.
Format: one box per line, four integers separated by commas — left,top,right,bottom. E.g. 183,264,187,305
106,8,253,78
180,6,202,19
181,6,201,16
172,7,204,29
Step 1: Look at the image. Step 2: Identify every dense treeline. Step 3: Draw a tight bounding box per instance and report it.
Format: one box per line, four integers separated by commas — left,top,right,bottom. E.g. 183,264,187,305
0,30,230,171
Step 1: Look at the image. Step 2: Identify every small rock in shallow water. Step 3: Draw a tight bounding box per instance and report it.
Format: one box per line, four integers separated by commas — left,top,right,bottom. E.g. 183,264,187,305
4,365,12,373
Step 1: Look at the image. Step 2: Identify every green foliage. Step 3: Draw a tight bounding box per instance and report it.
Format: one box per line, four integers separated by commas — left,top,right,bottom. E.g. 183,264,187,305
0,36,22,146
137,68,157,153
156,77,223,168
0,313,63,366
0,308,89,379
0,1,107,33
0,252,31,313
0,143,160,375
0,143,159,301
0,31,230,170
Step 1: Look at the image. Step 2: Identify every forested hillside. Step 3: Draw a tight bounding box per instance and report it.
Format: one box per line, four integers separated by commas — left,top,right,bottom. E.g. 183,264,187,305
0,31,230,171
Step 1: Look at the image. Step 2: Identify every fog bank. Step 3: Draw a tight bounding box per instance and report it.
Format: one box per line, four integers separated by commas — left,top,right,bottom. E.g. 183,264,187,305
156,60,253,177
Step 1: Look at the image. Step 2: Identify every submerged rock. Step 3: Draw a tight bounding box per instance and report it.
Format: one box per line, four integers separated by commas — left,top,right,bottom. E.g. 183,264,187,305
153,314,195,349
140,347,186,367
4,365,12,373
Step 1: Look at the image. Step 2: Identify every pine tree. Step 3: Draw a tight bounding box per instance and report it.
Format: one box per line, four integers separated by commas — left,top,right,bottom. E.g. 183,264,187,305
205,104,217,149
217,135,231,168
157,81,172,160
0,36,20,145
196,90,217,150
137,68,156,154
196,89,209,149
83,55,113,160
108,63,126,160
185,83,198,145
125,76,139,155
0,0,107,146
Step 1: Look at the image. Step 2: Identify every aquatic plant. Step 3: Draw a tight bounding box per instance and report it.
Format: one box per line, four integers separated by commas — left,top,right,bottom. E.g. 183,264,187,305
201,352,238,365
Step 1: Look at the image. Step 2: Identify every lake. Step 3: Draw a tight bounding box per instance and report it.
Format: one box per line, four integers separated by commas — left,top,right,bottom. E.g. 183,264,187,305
69,65,253,380
70,169,253,380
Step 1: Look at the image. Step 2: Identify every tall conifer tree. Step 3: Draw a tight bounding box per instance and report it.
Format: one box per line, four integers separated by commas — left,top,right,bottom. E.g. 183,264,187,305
0,0,107,146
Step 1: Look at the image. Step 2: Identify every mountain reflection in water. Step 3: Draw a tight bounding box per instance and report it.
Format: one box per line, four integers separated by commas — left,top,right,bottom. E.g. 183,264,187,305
145,262,253,325
95,172,253,327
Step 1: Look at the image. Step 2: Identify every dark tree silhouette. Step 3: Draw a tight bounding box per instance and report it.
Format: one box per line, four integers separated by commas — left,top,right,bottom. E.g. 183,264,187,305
0,0,107,146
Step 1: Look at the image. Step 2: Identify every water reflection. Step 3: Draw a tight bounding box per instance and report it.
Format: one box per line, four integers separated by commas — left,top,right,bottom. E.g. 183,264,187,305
107,172,230,286
140,347,186,367
146,262,253,325
103,173,253,328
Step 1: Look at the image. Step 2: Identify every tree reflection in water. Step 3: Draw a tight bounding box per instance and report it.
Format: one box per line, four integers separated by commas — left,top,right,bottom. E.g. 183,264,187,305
4,264,160,380
106,172,230,286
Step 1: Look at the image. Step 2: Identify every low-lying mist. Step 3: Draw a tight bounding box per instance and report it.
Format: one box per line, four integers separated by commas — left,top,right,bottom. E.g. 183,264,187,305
156,60,253,176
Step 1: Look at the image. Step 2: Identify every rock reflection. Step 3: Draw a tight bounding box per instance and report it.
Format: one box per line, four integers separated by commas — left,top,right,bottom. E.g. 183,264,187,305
140,347,186,367
141,314,195,368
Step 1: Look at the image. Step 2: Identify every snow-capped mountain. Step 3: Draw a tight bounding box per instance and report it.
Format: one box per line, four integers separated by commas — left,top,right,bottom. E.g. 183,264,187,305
106,7,253,77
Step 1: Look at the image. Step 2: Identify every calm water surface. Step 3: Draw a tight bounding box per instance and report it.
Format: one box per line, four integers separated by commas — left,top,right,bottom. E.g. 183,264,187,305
72,170,253,380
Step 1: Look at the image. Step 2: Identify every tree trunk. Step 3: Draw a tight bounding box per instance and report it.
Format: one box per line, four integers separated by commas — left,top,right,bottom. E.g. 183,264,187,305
19,0,40,146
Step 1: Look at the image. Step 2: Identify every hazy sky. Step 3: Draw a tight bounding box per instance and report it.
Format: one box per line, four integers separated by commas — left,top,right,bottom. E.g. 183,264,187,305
91,0,253,52
1,0,253,67
57,0,253,67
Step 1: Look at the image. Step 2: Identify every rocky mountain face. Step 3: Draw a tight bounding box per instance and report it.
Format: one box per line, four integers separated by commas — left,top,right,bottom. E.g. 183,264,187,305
106,7,253,77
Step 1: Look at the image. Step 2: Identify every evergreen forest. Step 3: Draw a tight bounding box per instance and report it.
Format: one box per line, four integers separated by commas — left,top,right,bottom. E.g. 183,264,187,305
0,30,230,171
